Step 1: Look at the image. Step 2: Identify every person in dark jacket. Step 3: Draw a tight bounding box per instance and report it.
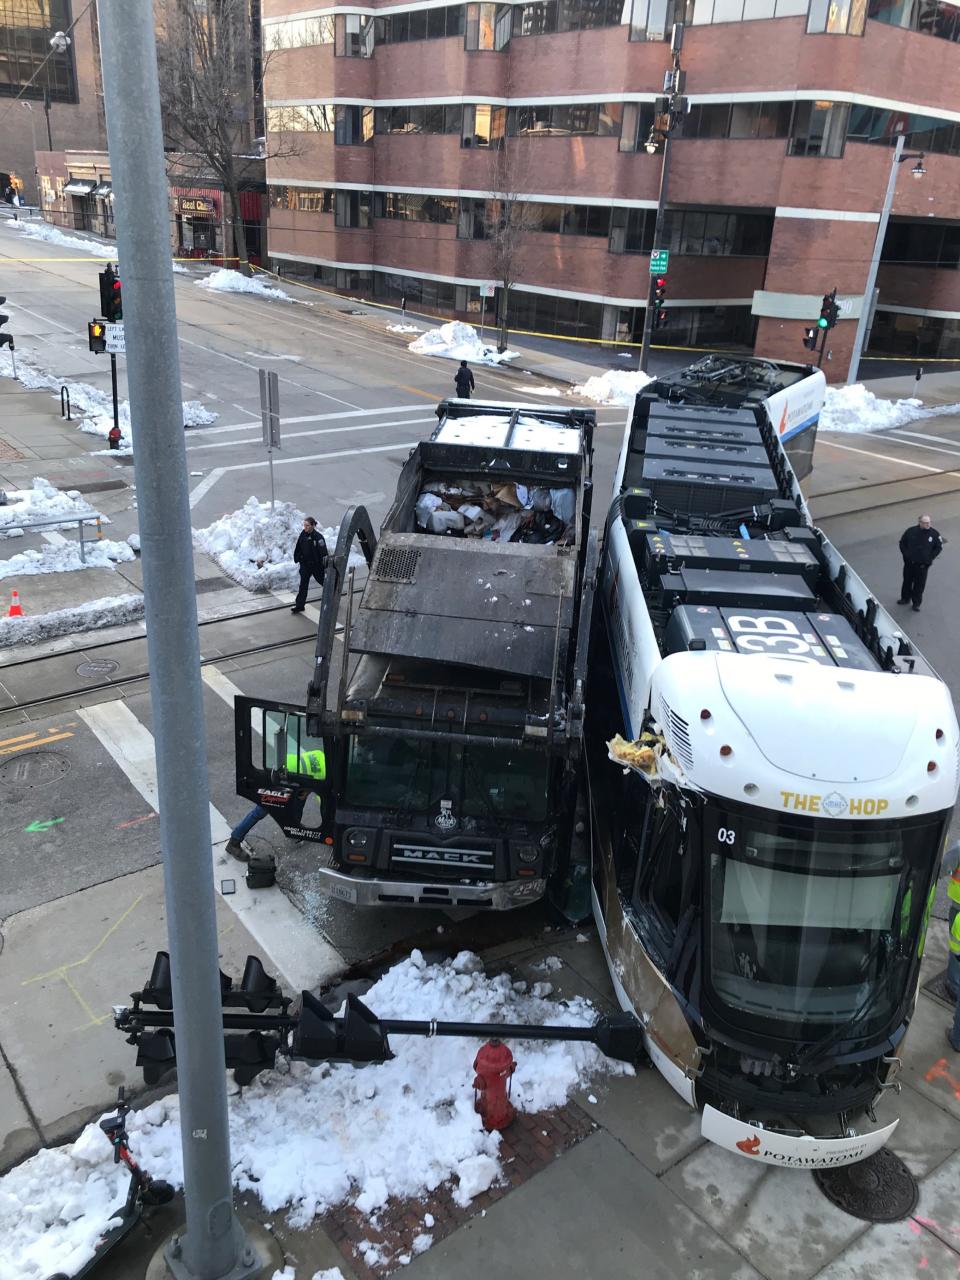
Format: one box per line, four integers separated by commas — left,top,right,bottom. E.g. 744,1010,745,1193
899,513,943,611
454,360,475,398
292,516,328,613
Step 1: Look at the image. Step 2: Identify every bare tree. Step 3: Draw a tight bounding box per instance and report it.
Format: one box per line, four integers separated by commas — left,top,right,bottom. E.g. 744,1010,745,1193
484,135,542,353
156,0,291,272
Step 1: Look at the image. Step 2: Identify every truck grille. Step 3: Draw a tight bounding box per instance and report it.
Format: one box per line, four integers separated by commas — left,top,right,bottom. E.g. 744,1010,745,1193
390,842,495,879
374,546,421,583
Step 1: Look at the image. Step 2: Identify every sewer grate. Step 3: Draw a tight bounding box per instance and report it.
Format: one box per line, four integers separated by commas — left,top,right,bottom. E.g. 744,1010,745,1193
812,1148,919,1223
77,658,120,678
0,750,71,788
374,545,420,584
922,967,956,1007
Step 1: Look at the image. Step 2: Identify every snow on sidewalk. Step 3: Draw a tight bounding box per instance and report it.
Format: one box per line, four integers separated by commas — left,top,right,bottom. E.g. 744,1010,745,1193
819,382,960,433
194,497,348,592
0,349,216,451
0,950,631,1280
197,268,296,303
571,368,654,406
0,539,133,581
0,594,143,649
6,218,114,259
0,477,101,537
409,321,517,366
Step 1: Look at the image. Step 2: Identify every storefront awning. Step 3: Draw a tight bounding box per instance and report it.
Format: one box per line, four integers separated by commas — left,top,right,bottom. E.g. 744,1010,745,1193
91,182,112,199
63,179,96,196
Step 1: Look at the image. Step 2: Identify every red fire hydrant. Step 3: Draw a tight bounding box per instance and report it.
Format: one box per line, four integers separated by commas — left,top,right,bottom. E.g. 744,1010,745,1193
473,1038,516,1132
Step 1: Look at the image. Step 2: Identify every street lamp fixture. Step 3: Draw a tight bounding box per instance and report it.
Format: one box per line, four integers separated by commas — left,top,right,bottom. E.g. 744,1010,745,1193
910,154,926,178
644,131,661,155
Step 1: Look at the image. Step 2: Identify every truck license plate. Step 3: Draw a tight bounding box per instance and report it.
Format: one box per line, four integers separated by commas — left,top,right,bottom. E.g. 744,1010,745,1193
328,882,358,904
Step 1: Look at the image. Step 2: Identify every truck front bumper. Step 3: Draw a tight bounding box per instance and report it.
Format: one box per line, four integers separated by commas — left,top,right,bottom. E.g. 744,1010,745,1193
314,865,546,910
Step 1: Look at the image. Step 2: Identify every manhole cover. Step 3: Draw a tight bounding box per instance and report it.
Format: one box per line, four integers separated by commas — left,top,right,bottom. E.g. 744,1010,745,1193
0,751,71,787
813,1148,919,1222
76,658,120,678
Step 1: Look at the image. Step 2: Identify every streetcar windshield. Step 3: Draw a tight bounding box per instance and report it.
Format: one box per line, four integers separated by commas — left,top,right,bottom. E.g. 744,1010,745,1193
703,802,944,1039
343,735,548,821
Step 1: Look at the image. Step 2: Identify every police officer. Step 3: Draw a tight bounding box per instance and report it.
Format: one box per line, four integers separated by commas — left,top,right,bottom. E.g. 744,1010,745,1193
226,745,325,861
292,516,328,614
454,360,475,399
898,513,943,612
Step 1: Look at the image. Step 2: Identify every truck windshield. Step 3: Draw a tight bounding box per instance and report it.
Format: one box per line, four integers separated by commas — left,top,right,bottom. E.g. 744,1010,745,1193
703,801,944,1040
344,735,548,821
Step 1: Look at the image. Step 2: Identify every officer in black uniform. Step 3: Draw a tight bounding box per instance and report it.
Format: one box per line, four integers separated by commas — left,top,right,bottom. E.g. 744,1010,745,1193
292,516,328,613
898,513,943,612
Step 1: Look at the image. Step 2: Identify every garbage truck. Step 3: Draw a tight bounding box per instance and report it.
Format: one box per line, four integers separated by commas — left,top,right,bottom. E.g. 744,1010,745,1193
234,398,597,910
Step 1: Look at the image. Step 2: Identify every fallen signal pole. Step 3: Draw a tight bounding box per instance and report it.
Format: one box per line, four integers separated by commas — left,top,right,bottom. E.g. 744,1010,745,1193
114,952,647,1087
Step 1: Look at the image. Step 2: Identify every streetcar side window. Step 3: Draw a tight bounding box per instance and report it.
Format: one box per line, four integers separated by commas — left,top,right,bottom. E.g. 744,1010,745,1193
640,802,684,934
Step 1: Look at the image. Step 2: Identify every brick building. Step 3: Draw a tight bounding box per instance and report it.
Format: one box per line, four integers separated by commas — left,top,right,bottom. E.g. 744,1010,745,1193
260,0,960,377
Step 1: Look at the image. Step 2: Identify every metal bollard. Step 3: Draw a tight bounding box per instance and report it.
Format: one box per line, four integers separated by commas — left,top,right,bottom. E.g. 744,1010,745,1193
61,385,71,420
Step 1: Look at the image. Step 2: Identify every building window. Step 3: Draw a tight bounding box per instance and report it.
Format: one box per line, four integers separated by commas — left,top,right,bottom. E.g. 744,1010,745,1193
846,104,960,156
335,105,374,145
461,104,507,147
609,207,656,253
512,0,626,35
609,207,773,255
465,3,513,49
0,0,77,101
619,103,657,151
265,15,335,50
269,186,335,212
508,102,622,138
681,0,807,22
373,192,459,223
266,105,336,132
881,220,960,267
375,104,464,135
335,13,375,56
868,0,960,42
868,311,960,360
376,6,466,43
334,190,373,228
680,101,793,139
787,100,849,156
807,0,868,32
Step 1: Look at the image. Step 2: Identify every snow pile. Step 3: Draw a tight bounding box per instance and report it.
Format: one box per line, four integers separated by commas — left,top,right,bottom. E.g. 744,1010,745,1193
0,477,98,536
387,323,421,334
7,218,112,258
409,322,517,366
512,383,562,397
0,349,218,449
819,383,960,434
0,593,143,649
571,369,654,406
194,497,345,592
197,269,294,303
0,950,629,1280
0,539,133,581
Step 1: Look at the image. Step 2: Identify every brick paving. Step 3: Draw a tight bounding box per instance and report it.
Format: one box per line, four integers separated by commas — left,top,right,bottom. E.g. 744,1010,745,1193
322,1102,597,1277
0,437,24,460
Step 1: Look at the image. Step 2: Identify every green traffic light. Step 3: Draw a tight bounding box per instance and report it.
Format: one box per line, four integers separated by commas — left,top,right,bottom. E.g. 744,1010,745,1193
817,317,829,329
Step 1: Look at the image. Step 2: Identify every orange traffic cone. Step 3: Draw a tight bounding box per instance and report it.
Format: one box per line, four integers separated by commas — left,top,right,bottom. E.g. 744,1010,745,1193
8,590,23,618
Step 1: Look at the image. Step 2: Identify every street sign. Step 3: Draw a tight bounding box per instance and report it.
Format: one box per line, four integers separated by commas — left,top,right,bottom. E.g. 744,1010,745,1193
105,322,125,354
649,250,669,275
481,282,496,298
258,368,281,511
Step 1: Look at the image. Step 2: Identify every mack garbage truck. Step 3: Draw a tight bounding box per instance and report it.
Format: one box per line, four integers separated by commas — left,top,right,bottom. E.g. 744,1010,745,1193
235,398,597,910
588,385,958,1169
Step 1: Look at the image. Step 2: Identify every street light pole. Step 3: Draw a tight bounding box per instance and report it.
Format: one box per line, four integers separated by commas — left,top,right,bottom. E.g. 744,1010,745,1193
848,135,926,384
97,4,259,1279
638,22,687,374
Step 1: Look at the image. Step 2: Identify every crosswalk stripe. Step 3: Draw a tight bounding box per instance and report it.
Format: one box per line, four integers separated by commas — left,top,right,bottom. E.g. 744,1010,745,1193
78,700,344,991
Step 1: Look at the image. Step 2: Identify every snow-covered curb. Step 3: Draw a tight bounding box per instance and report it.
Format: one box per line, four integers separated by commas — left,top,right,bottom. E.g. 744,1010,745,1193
571,369,654,406
194,497,344,592
0,950,629,1280
409,321,517,367
197,268,295,303
0,539,132,581
0,477,101,536
0,350,217,451
0,594,143,648
819,383,960,433
6,218,114,259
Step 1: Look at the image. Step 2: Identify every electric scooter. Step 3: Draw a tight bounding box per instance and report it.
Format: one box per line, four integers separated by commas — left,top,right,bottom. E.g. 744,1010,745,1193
47,1087,175,1280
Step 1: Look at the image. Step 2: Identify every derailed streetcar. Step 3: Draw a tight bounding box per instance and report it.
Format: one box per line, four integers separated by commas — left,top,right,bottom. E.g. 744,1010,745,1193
588,383,959,1168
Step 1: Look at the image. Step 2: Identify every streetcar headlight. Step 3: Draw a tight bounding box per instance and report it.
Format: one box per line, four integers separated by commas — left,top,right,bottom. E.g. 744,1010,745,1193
346,829,371,849
515,843,538,865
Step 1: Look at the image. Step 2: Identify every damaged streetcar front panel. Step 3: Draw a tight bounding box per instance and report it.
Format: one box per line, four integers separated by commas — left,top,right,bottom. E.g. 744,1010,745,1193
588,387,958,1169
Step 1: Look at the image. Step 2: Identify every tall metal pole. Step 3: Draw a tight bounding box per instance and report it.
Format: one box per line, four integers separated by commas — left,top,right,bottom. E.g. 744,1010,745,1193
97,5,254,1278
638,133,673,374
847,133,904,385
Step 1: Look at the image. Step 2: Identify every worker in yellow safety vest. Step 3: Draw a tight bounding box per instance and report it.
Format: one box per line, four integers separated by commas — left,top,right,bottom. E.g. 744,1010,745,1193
943,840,960,1052
226,746,326,862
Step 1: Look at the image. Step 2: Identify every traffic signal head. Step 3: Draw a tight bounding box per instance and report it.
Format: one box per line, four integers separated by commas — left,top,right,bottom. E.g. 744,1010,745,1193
98,267,122,323
803,327,818,351
88,319,106,353
818,292,839,331
653,276,667,327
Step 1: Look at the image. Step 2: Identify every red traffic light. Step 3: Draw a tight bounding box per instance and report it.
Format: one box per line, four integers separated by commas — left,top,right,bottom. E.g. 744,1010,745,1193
655,277,667,288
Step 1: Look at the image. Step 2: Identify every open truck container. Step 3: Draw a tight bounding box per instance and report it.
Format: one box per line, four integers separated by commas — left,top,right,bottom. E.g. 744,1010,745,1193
234,399,597,910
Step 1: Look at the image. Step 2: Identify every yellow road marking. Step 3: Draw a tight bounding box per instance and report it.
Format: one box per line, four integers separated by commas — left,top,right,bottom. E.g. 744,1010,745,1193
398,384,439,401
0,731,74,755
23,892,146,988
62,972,112,1030
0,730,40,749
